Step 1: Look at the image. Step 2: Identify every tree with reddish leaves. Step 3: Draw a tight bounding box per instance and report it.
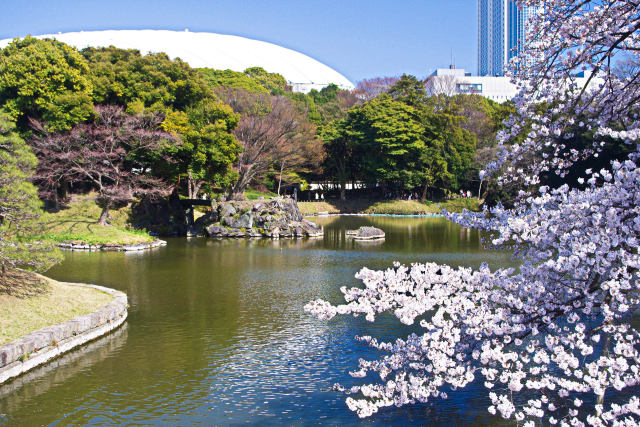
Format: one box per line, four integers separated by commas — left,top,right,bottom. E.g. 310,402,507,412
30,105,176,225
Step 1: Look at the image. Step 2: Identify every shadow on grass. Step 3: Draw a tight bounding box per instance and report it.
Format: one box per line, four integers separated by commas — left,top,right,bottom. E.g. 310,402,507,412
39,219,99,234
0,270,48,298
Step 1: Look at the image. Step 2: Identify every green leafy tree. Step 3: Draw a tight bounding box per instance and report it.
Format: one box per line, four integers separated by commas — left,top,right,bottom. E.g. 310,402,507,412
321,92,476,200
321,120,357,200
81,47,243,199
308,84,359,125
387,74,428,108
421,112,476,197
0,112,59,290
199,68,269,94
309,84,340,105
386,86,478,198
346,94,426,193
423,94,513,199
0,36,94,132
81,47,210,113
243,67,289,94
161,100,242,198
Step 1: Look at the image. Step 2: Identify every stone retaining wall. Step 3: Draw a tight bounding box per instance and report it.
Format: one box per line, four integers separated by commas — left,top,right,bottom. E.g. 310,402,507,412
0,283,127,384
59,239,166,251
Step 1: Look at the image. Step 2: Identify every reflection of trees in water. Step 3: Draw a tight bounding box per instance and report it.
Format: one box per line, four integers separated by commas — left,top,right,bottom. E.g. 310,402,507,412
313,215,483,253
0,324,128,414
353,239,385,247
205,237,322,251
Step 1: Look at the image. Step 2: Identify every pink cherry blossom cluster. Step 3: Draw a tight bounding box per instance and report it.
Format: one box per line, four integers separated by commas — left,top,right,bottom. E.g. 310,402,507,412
305,0,640,424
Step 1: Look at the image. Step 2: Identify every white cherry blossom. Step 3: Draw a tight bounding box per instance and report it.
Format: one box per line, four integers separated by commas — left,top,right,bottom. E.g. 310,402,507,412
305,1,640,424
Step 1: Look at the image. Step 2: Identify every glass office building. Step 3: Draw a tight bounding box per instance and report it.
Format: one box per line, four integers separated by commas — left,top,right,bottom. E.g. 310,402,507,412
478,0,537,76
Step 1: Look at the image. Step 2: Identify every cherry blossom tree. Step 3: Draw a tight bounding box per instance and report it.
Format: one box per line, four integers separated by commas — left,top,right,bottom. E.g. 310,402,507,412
306,1,640,425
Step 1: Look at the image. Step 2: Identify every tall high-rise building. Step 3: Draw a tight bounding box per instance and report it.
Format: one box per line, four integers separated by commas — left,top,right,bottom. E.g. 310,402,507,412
478,0,537,76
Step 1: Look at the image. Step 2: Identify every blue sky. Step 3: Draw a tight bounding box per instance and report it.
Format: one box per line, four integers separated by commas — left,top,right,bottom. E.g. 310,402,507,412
0,0,477,84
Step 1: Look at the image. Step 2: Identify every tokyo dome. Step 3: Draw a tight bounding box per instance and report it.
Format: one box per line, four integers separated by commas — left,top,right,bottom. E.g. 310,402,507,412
0,30,355,93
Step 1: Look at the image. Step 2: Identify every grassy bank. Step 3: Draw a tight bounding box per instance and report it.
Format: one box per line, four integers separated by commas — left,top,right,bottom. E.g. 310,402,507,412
298,198,481,216
243,188,278,200
35,194,153,245
0,275,112,345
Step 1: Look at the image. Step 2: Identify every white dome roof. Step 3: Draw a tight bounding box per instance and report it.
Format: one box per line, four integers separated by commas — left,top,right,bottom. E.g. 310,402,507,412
0,30,355,93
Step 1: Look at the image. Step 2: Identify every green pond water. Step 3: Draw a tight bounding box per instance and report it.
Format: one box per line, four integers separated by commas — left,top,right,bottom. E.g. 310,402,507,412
0,216,516,426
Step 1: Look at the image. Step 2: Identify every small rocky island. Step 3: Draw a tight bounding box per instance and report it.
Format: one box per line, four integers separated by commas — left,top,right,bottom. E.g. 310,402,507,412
346,226,385,240
190,198,323,239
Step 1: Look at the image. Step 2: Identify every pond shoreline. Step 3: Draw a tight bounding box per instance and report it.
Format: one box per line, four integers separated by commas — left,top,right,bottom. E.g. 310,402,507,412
58,239,167,252
0,281,127,385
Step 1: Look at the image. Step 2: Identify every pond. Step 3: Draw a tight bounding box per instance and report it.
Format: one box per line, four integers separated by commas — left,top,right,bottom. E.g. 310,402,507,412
0,216,515,426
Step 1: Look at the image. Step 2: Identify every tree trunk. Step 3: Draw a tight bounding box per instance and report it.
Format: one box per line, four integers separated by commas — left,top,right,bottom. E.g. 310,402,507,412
188,171,195,199
98,204,111,226
229,169,254,200
340,181,346,200
421,183,429,203
60,178,68,201
193,182,202,200
277,162,285,196
477,179,483,200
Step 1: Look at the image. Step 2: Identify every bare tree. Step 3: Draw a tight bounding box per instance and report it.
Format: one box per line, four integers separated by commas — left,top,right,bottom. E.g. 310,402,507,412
30,106,175,225
354,76,400,101
217,89,317,200
424,75,458,97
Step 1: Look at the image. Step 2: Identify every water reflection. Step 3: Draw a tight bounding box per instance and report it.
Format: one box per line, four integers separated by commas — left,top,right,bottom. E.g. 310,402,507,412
0,325,127,412
0,216,513,426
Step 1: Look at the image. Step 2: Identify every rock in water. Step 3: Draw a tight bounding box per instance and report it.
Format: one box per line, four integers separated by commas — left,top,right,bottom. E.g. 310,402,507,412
349,226,385,240
206,225,228,237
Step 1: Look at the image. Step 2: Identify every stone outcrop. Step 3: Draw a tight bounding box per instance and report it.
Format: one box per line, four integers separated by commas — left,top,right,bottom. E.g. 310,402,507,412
193,197,323,239
346,226,385,240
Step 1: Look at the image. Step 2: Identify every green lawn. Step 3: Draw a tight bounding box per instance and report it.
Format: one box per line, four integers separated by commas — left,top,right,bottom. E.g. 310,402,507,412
243,188,279,200
34,194,153,245
298,198,481,215
0,275,112,345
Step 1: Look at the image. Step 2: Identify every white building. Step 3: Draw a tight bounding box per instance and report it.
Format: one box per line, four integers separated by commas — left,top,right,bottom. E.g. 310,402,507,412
478,0,538,76
428,67,599,103
0,30,355,94
428,67,517,102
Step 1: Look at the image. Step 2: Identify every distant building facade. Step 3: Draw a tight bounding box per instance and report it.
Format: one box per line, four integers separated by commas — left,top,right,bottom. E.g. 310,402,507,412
428,67,517,102
478,0,538,76
428,67,598,103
